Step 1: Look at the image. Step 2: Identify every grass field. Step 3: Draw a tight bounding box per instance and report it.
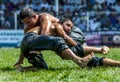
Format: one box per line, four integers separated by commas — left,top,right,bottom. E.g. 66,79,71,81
0,48,120,82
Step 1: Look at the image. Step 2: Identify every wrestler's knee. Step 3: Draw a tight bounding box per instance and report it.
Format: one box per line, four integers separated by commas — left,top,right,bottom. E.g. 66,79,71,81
55,37,69,53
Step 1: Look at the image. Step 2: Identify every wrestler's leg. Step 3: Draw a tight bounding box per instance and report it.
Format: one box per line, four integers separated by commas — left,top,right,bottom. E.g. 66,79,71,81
87,57,120,67
61,49,94,68
74,52,94,68
27,52,48,69
32,35,94,68
102,58,120,67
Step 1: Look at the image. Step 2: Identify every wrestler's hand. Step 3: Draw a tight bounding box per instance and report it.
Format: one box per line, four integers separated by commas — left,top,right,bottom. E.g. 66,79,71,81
100,46,109,54
13,60,23,67
14,64,23,72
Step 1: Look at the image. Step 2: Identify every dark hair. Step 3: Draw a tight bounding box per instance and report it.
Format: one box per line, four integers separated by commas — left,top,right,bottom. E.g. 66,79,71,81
19,7,36,20
60,17,73,23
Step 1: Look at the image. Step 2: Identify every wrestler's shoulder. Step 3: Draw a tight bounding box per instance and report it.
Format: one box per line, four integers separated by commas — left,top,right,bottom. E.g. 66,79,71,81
39,13,50,16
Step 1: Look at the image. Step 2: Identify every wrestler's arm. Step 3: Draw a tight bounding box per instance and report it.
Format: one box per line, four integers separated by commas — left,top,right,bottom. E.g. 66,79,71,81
14,54,37,72
24,26,40,34
40,13,59,35
54,23,77,46
83,46,109,55
24,25,34,34
14,54,25,66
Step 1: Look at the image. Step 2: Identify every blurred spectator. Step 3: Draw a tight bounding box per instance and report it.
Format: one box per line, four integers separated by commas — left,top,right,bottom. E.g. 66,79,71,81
78,20,87,32
86,0,93,11
117,14,120,24
64,8,72,19
116,14,120,30
100,14,111,30
0,7,5,29
113,1,120,12
95,0,105,4
40,0,50,11
110,14,120,31
0,6,4,16
41,7,47,13
72,12,81,26
106,0,116,6
5,2,14,12
63,1,71,12
4,21,11,29
93,2,102,11
0,0,119,31
33,1,41,11
109,13,117,25
101,2,110,11
89,0,96,5
4,7,13,29
89,17,101,31
17,1,26,10
0,1,6,10
24,0,33,8
78,0,86,10
48,2,56,16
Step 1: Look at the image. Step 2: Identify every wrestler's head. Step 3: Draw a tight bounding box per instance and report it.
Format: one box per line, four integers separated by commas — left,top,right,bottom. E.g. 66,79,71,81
19,7,38,27
60,18,73,33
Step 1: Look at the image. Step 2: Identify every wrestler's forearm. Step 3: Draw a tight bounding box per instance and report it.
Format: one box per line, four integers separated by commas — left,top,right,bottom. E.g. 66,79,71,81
18,54,25,64
64,35,77,46
83,46,101,54
15,54,24,65
14,54,25,67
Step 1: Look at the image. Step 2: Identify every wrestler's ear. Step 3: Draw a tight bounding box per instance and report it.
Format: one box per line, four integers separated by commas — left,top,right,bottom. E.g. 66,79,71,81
32,15,37,19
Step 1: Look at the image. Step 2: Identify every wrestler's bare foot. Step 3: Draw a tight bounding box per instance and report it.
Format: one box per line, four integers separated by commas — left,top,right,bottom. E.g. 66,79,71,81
79,52,94,68
100,46,109,54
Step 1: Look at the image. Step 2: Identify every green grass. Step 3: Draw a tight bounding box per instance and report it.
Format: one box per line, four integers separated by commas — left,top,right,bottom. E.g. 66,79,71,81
0,48,120,82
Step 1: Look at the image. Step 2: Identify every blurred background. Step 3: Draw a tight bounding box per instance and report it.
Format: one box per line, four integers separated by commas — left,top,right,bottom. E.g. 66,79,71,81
0,0,120,47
